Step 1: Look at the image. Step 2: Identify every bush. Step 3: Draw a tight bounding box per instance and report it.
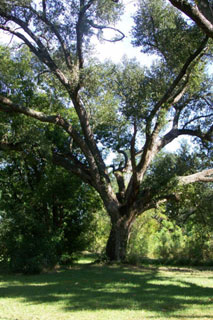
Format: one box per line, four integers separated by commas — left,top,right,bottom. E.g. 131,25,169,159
127,211,159,262
0,153,102,274
127,212,213,267
153,220,186,261
1,217,58,274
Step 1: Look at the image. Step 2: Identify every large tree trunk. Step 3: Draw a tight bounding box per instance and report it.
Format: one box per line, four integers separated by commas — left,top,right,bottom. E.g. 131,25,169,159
105,209,135,261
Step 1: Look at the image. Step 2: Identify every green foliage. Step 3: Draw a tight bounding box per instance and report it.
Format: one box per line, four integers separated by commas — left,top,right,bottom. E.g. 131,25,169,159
0,44,103,273
0,146,101,274
81,61,129,150
115,58,147,124
152,218,213,265
0,212,58,274
88,208,110,254
127,210,159,264
127,210,213,266
94,0,123,25
153,219,187,261
140,152,179,198
127,148,213,266
132,0,204,71
139,144,210,200
0,0,31,11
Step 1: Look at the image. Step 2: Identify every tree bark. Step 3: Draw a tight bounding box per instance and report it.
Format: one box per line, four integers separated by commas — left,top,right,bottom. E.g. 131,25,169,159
105,208,135,261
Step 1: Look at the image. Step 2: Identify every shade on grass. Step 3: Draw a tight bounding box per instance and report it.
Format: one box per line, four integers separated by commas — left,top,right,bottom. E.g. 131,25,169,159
0,264,213,320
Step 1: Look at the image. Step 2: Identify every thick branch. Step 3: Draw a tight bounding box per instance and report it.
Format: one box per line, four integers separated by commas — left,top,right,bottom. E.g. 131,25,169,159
72,95,108,181
134,167,213,215
130,121,138,190
76,0,86,70
178,168,213,184
42,0,47,17
158,126,213,150
124,132,159,206
116,148,128,171
0,96,89,156
75,0,98,61
168,0,213,38
173,107,182,129
147,36,208,132
114,171,125,202
52,152,95,187
0,141,23,151
135,193,180,215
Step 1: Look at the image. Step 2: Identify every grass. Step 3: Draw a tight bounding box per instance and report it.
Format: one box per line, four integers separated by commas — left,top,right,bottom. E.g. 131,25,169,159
0,261,213,320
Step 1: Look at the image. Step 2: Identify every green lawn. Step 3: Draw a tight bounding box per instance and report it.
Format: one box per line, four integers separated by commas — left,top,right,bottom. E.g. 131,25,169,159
0,263,212,320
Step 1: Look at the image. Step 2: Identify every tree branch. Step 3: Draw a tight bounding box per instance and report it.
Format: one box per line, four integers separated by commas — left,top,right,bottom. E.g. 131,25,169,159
0,6,74,89
72,95,109,182
0,95,89,156
168,0,213,39
130,120,138,190
178,168,213,184
182,113,213,129
169,76,189,105
114,171,125,202
42,0,47,17
147,36,208,131
0,23,70,89
116,148,128,171
23,5,73,70
52,152,95,187
0,141,23,151
122,35,208,208
158,125,213,151
88,20,125,42
76,0,87,70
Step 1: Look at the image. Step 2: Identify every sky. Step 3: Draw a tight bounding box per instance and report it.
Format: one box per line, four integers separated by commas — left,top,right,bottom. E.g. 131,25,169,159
93,0,155,67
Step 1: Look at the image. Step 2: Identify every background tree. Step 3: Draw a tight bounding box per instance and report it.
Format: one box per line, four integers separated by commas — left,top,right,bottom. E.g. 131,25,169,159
0,0,212,261
0,145,101,273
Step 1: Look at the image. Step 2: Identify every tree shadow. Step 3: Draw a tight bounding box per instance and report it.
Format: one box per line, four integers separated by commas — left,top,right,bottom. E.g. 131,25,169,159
0,264,212,318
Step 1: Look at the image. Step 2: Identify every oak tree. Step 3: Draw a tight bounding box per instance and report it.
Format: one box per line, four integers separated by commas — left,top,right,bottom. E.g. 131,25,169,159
0,0,212,261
